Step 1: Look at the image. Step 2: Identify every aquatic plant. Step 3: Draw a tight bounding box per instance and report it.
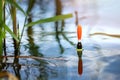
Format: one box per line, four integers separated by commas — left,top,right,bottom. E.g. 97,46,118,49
25,14,72,27
0,0,73,56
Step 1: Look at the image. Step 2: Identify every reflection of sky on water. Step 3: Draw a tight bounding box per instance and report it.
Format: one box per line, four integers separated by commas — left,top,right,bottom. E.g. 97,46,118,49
95,0,120,34
3,0,120,80
24,0,120,79
17,0,120,40
62,0,120,37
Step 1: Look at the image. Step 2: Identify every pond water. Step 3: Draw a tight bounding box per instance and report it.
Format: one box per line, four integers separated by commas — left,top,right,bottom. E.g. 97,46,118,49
1,0,120,80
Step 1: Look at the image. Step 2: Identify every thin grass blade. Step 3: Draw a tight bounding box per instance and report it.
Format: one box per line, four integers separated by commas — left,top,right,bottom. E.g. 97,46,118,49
4,24,19,42
6,0,27,16
25,13,73,27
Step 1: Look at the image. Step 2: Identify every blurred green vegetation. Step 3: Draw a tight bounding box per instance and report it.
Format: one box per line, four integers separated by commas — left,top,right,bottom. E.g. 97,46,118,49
0,0,73,55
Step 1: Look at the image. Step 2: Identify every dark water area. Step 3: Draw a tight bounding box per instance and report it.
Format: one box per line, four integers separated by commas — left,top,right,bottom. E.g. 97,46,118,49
1,0,120,80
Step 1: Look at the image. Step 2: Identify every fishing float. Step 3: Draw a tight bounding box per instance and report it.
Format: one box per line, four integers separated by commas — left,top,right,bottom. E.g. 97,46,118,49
76,24,83,75
77,24,83,58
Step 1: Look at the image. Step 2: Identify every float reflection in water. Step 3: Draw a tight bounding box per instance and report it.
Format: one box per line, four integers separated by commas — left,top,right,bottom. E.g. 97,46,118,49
77,42,83,75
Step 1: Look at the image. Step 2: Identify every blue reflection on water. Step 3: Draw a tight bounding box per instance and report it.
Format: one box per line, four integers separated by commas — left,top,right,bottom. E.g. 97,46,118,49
1,0,120,80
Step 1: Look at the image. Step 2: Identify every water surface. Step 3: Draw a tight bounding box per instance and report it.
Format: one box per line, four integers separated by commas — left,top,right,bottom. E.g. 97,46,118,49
1,0,120,80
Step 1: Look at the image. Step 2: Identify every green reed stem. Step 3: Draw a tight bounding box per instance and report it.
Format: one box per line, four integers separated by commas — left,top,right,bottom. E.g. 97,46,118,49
11,0,19,54
3,1,7,56
18,17,27,50
0,0,4,55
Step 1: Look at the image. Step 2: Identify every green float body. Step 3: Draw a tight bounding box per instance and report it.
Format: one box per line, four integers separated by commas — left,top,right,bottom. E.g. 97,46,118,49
77,42,82,58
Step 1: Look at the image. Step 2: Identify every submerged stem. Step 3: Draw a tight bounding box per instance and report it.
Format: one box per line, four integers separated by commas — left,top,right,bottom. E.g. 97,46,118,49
11,0,19,55
3,1,7,57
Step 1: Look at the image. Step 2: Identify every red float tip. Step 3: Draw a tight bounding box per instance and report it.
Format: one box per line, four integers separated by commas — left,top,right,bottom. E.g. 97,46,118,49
77,25,82,41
